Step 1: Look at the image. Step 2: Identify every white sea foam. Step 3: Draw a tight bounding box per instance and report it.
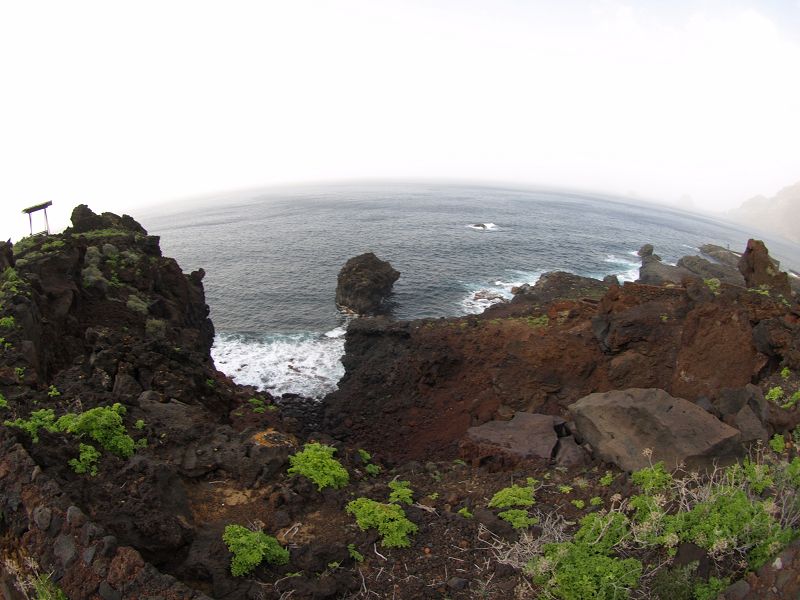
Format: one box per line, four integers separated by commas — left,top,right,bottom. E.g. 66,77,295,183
603,253,640,282
466,222,499,231
211,327,347,400
460,270,545,314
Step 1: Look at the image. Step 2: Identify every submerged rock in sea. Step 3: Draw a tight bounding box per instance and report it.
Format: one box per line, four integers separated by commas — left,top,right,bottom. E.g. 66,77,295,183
335,252,400,315
569,388,742,471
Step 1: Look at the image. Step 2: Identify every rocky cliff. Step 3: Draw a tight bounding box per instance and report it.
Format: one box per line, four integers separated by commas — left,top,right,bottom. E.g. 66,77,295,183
3,210,800,600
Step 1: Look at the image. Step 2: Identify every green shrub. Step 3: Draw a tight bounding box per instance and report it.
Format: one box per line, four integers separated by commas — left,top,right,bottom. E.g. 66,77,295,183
55,403,135,458
134,419,145,430
388,480,414,505
693,577,731,600
558,484,573,494
126,295,149,314
650,561,698,600
783,391,800,410
4,409,57,442
599,471,614,486
704,278,721,295
457,507,473,519
766,386,785,403
632,461,673,494
0,267,23,296
781,367,792,379
769,434,786,454
69,443,101,476
0,315,16,329
347,543,364,562
32,573,67,600
488,480,537,509
357,448,372,462
287,442,349,490
41,240,66,252
527,541,642,600
662,488,791,568
222,524,289,576
571,499,586,509
47,385,60,398
498,509,539,529
365,463,382,476
248,397,266,414
590,496,604,507
0,394,7,409
346,498,418,548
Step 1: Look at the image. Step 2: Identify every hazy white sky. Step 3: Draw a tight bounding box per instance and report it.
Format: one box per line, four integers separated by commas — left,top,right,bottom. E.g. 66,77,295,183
2,0,799,241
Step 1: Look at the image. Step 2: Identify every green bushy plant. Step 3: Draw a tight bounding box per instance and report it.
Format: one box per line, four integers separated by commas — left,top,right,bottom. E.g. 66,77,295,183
0,393,7,409
488,479,537,509
631,461,673,494
287,442,349,490
498,509,539,529
346,498,418,548
248,397,266,413
69,443,101,476
769,434,786,454
4,408,57,442
388,480,414,505
55,403,135,457
222,524,289,576
0,315,16,329
766,386,785,403
527,511,641,600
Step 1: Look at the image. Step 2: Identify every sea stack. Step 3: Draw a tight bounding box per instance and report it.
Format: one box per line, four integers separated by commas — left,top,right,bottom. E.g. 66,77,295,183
335,252,400,315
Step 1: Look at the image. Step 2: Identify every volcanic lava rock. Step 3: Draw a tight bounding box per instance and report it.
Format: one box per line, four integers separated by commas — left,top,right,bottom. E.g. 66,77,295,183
511,271,610,305
738,239,793,298
569,388,742,471
335,252,399,315
67,204,148,235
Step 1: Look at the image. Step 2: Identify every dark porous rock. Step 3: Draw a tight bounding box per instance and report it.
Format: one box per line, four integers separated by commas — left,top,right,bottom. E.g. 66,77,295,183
714,385,768,422
554,435,588,468
0,240,14,270
460,412,558,468
569,388,742,472
637,244,656,259
738,239,792,298
67,204,148,235
511,271,611,305
335,252,400,315
53,533,78,568
677,255,745,286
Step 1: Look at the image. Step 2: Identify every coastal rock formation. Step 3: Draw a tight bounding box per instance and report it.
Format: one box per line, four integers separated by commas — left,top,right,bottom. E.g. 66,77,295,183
637,248,695,285
569,388,742,471
510,271,611,306
738,239,793,298
335,252,399,315
676,254,744,286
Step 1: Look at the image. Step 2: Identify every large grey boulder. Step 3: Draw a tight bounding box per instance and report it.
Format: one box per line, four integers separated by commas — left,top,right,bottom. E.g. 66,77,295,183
569,388,742,471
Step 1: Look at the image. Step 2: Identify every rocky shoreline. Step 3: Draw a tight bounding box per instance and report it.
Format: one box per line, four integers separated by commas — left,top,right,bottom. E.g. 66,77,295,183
1,205,799,599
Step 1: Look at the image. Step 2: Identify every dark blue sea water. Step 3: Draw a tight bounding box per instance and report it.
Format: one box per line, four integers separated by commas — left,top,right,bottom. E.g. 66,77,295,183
139,182,800,399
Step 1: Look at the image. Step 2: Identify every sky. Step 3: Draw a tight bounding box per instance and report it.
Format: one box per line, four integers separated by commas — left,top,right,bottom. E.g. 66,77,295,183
1,0,799,241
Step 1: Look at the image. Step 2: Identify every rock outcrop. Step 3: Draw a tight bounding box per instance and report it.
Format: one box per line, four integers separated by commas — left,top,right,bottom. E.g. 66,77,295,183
569,388,742,471
335,252,399,315
459,412,560,468
637,247,695,286
510,271,611,306
738,239,793,298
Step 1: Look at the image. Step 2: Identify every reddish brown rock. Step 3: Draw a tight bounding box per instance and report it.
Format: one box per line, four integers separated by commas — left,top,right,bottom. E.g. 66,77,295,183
738,239,792,298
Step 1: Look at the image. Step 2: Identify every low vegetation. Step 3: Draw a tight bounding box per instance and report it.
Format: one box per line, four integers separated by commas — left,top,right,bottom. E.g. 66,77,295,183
222,524,289,576
346,498,419,548
287,442,350,490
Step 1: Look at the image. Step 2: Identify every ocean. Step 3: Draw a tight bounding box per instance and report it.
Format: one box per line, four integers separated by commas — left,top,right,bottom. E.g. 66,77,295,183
139,183,800,400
